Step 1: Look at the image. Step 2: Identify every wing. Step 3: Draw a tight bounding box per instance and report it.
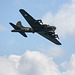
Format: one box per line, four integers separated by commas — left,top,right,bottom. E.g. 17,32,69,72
38,32,61,45
19,9,41,31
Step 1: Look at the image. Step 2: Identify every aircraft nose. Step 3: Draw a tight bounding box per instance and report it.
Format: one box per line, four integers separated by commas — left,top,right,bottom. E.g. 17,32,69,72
54,26,56,30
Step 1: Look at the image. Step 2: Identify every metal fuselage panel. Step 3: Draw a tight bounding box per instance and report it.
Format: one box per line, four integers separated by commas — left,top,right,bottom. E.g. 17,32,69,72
11,24,56,33
21,26,55,32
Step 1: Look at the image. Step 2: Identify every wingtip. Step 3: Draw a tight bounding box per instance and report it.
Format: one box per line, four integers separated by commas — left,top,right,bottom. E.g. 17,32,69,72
9,22,12,25
58,43,62,45
59,44,62,45
19,9,24,12
56,41,62,45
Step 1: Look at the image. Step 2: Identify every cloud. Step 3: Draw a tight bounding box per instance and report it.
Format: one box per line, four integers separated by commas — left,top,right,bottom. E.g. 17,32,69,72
0,56,19,75
47,47,65,58
61,54,75,75
72,0,75,3
0,51,61,75
66,54,75,70
39,45,65,58
0,50,75,75
42,0,75,37
18,51,62,75
0,24,6,32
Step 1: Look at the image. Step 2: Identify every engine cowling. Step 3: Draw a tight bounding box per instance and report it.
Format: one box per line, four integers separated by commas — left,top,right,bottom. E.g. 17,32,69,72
54,34,59,39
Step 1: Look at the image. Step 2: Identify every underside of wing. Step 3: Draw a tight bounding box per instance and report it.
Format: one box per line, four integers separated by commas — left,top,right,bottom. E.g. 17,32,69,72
38,32,61,45
19,9,41,30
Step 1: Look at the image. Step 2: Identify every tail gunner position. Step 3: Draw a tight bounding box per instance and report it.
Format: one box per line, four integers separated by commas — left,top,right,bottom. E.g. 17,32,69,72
9,9,61,45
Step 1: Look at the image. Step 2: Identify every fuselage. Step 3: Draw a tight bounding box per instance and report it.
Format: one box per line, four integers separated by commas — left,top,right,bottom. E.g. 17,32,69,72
12,24,56,33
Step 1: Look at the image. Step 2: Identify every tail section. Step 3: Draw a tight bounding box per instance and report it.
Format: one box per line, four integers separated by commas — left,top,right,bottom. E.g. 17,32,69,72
16,21,24,28
9,21,27,37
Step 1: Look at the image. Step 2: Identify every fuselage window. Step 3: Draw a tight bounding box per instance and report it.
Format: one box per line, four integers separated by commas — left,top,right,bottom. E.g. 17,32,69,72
27,28,30,30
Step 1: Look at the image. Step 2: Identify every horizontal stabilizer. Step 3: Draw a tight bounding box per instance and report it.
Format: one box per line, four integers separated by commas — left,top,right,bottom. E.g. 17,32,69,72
9,22,27,37
9,23,20,30
19,32,27,37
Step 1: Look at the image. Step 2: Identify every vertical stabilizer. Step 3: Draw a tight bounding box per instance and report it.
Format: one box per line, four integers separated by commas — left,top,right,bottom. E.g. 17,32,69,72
16,21,24,28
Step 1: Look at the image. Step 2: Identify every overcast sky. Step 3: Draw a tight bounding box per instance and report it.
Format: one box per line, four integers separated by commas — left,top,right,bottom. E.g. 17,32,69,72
0,0,75,75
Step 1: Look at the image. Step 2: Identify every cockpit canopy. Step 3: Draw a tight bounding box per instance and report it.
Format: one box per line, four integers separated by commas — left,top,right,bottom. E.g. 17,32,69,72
42,24,50,27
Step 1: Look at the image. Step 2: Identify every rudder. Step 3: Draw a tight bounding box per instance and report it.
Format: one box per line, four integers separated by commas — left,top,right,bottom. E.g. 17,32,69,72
16,21,24,28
